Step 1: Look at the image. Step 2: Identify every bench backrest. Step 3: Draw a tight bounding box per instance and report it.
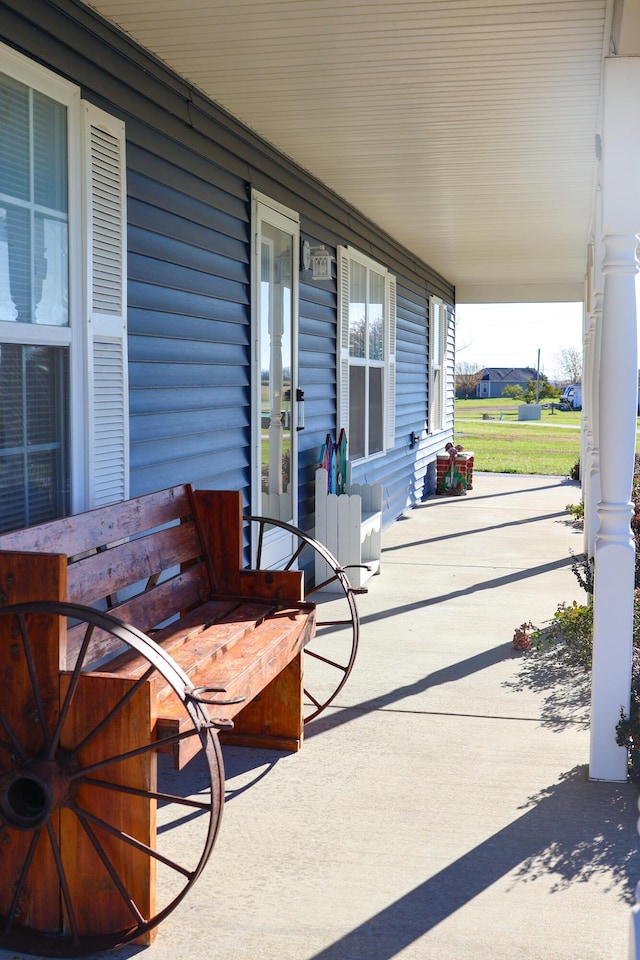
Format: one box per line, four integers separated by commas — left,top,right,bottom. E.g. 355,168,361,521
0,485,259,665
0,485,305,669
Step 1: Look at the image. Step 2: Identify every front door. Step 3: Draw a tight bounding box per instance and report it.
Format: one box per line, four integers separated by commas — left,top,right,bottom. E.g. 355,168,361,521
251,192,300,565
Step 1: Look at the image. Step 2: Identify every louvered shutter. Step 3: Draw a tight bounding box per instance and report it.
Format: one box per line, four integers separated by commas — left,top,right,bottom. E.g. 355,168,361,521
386,275,397,449
82,101,129,507
336,246,351,434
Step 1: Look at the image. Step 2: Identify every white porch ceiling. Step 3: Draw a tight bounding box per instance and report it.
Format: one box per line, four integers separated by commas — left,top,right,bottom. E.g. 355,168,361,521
84,0,609,303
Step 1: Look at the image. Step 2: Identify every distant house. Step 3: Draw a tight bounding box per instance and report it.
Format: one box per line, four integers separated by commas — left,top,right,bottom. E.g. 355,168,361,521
475,367,538,399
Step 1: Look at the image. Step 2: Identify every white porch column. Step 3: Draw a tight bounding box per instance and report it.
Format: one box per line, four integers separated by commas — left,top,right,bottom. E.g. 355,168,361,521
582,292,593,553
590,57,640,781
585,288,602,561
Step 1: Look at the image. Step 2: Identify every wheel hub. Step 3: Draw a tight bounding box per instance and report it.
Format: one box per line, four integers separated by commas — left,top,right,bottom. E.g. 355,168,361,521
0,759,72,831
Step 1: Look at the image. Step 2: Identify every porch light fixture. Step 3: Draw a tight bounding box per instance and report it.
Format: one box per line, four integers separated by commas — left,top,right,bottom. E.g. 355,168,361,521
301,240,334,281
310,245,333,281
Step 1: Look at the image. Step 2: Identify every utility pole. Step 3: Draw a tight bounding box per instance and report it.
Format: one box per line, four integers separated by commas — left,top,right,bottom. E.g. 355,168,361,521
535,348,541,403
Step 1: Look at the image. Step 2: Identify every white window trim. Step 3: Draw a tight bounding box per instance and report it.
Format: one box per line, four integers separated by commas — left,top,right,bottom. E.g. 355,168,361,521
429,295,447,434
250,190,300,524
337,245,396,463
0,41,128,518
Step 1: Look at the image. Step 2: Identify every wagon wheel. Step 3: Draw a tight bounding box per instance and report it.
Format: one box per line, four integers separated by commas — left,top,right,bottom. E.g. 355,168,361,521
243,516,360,722
0,601,226,957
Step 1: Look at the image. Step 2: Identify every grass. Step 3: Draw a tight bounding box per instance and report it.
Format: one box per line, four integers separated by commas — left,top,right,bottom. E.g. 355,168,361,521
454,399,581,476
454,398,640,475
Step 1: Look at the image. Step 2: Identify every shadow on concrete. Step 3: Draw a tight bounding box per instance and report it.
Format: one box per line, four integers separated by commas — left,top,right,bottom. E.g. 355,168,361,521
381,510,571,554
504,645,590,730
359,555,574,627
305,642,513,740
305,765,638,960
414,477,579,509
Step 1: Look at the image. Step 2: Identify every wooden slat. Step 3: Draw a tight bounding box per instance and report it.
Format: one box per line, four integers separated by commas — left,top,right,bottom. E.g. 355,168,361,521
60,673,156,943
97,600,277,684
157,607,314,719
0,485,192,559
156,608,314,766
65,563,213,667
190,488,242,594
66,519,203,607
220,652,304,752
238,568,304,602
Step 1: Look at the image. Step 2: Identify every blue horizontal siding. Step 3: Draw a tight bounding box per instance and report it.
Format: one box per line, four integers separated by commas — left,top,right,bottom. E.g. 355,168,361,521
126,143,252,500
1,0,456,535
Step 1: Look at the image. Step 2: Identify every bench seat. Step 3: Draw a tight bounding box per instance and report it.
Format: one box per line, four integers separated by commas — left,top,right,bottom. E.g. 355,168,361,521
0,486,317,762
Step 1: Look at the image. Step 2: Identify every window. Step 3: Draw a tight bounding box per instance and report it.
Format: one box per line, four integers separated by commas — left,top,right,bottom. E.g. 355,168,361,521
0,43,127,533
337,246,396,461
429,295,447,433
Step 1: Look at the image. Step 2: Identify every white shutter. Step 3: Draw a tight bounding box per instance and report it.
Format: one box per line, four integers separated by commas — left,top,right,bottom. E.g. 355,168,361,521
82,101,129,507
386,274,397,449
336,246,351,433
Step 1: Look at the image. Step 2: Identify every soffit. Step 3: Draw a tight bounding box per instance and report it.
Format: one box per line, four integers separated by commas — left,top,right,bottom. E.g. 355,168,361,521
83,0,609,303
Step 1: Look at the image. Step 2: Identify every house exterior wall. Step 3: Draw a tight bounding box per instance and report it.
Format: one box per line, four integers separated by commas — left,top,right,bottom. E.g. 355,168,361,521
1,0,456,534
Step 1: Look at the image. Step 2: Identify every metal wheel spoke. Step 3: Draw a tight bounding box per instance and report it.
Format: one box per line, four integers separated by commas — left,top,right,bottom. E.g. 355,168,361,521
76,813,146,926
83,777,212,811
15,614,51,754
0,711,25,760
304,648,349,672
283,539,305,571
69,803,193,879
255,521,266,568
306,572,341,593
243,514,359,724
45,821,80,944
73,664,156,756
3,828,41,933
70,726,205,780
47,620,97,761
303,687,322,710
0,600,224,954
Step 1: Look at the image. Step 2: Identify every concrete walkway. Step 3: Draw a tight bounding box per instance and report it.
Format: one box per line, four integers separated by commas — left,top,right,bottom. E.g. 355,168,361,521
3,473,639,960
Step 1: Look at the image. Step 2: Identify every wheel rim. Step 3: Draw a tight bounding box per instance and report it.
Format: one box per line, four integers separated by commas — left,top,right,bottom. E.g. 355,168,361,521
243,516,359,722
0,601,224,957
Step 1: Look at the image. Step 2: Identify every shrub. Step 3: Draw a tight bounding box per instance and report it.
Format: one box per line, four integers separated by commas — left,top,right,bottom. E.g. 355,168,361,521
566,501,584,525
534,600,594,670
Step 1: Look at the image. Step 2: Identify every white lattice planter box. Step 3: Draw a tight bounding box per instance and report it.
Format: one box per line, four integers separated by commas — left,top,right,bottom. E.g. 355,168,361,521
314,467,382,591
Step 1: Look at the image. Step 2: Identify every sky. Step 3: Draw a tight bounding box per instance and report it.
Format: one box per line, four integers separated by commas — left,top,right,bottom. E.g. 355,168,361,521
455,302,584,381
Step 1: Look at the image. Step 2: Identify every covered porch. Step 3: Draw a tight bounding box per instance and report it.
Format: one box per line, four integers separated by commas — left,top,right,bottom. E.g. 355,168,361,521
82,0,640,781
41,472,637,960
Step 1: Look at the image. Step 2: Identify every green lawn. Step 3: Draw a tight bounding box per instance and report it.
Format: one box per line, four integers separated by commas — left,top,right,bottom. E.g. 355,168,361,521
455,397,581,425
454,420,580,475
454,399,582,475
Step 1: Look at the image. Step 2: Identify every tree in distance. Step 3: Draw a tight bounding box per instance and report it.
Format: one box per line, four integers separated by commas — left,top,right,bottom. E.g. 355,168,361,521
455,361,483,399
502,375,561,404
554,346,582,384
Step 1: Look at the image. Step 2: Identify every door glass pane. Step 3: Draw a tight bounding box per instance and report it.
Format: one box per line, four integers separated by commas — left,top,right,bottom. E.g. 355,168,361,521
260,223,293,523
0,343,69,533
368,367,384,455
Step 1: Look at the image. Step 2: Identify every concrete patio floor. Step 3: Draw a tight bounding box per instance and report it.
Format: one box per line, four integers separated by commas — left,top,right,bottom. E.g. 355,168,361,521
2,472,639,960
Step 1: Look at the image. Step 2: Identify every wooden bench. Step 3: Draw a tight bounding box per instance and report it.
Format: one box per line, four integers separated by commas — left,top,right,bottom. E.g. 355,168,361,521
0,485,315,762
0,485,317,952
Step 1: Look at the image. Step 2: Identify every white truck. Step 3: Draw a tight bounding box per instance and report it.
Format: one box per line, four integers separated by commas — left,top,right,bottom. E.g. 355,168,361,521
559,383,582,410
